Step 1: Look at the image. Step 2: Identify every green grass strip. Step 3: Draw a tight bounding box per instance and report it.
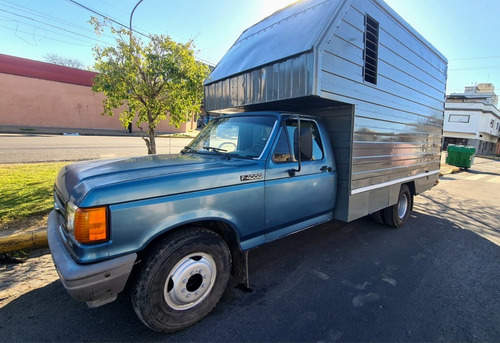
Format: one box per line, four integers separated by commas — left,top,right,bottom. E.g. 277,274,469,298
0,162,69,228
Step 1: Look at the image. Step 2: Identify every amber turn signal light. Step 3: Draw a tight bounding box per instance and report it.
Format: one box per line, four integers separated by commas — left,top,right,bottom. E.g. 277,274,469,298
74,207,108,244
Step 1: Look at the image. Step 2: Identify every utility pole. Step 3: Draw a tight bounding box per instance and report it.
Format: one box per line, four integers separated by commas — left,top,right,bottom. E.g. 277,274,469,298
127,0,144,134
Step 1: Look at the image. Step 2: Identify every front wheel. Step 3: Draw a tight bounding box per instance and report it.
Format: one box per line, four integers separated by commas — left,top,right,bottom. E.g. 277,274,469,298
383,184,413,228
131,228,231,332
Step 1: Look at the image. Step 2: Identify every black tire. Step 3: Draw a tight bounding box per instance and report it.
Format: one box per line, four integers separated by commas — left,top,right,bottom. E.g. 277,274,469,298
383,184,413,228
131,228,231,333
370,210,386,224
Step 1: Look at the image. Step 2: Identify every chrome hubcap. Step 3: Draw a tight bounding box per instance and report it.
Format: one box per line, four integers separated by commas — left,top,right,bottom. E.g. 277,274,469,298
164,252,217,311
397,193,408,219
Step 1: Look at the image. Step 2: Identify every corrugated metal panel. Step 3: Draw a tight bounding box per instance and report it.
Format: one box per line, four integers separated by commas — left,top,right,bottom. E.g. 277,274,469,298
205,0,343,85
205,52,315,112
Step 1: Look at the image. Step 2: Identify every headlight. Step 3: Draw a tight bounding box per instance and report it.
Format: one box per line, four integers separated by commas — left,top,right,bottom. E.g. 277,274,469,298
65,202,77,234
66,202,108,244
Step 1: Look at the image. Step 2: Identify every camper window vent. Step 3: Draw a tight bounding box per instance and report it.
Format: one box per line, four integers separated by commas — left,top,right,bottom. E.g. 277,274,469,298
363,15,379,85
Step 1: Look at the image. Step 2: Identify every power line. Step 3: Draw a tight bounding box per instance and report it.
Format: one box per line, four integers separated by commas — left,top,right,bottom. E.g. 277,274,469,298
449,56,500,62
0,23,96,47
0,0,117,50
66,0,217,65
66,0,216,66
449,66,500,71
66,0,149,38
0,0,97,36
0,0,216,66
0,8,110,46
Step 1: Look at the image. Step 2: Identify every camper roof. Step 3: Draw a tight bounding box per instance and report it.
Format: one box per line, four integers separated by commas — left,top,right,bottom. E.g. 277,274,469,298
205,0,446,86
205,0,343,84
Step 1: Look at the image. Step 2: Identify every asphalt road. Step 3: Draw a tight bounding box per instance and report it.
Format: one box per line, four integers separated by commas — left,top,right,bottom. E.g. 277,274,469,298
0,157,499,341
0,134,194,163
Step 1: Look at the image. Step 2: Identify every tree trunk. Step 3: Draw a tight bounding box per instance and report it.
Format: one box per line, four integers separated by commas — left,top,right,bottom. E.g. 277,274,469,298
148,127,156,154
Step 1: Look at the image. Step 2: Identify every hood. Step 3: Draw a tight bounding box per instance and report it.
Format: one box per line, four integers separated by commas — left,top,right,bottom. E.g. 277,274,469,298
55,153,263,207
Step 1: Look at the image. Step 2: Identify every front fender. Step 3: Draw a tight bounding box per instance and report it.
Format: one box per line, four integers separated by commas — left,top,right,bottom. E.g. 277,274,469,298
107,182,266,259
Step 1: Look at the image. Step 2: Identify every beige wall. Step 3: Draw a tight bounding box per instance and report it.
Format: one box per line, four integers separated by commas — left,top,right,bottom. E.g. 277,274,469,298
0,73,190,133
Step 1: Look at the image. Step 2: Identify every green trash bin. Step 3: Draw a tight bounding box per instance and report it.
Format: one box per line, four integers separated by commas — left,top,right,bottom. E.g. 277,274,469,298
446,145,476,169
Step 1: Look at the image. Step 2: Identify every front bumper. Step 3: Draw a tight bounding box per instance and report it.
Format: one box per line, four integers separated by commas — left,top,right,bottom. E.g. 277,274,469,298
47,210,137,308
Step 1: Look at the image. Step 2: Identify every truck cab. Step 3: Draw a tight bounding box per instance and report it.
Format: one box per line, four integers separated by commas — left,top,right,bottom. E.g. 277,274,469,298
48,111,341,332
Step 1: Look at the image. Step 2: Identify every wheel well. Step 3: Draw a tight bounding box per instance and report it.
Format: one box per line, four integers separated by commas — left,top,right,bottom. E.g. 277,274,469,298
135,220,248,285
405,181,416,196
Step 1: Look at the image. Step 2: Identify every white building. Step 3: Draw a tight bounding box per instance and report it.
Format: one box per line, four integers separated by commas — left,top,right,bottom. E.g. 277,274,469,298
444,83,500,155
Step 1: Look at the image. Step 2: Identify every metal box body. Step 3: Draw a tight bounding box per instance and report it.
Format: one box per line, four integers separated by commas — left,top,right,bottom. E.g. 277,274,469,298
204,0,447,221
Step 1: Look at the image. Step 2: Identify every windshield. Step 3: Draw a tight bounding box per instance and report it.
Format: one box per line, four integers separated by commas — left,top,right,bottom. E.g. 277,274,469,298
186,115,277,159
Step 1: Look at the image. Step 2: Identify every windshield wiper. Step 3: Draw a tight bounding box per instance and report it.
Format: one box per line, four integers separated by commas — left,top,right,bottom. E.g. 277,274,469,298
203,146,230,159
181,146,194,154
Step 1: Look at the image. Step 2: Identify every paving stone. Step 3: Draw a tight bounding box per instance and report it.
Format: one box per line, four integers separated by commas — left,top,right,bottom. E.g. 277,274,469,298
0,248,59,308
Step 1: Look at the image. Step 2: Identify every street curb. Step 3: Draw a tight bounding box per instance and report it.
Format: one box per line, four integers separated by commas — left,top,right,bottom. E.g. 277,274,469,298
0,227,47,254
439,167,460,176
439,165,460,176
476,155,500,161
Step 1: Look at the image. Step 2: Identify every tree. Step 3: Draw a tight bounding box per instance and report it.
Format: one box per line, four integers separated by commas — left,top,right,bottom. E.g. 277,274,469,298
43,53,86,69
90,18,209,154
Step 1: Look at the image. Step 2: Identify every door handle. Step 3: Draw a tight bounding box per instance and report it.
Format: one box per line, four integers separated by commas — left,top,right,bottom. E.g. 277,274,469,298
320,166,333,172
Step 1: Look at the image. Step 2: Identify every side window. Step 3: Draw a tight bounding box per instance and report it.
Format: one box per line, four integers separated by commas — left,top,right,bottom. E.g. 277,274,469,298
272,128,293,163
272,120,324,163
304,121,324,160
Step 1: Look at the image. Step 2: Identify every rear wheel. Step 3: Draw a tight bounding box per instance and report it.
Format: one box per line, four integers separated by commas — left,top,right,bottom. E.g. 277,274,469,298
131,228,231,332
383,184,413,228
370,210,386,224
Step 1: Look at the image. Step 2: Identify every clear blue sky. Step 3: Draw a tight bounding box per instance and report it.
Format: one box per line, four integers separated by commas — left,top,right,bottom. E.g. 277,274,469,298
1,0,499,95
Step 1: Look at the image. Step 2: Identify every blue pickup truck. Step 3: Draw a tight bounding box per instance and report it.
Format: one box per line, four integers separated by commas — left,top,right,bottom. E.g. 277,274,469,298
48,0,447,333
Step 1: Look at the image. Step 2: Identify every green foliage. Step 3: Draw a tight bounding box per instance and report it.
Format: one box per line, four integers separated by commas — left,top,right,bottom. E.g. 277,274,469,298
90,17,209,154
0,163,68,229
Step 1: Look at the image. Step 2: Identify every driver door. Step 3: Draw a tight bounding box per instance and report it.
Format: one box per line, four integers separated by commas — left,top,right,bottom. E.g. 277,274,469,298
264,119,335,242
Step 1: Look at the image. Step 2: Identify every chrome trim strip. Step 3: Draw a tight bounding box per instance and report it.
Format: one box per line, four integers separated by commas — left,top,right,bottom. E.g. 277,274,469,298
350,170,440,195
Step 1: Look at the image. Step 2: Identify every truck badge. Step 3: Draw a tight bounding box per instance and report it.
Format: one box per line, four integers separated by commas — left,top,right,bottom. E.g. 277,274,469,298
240,173,263,181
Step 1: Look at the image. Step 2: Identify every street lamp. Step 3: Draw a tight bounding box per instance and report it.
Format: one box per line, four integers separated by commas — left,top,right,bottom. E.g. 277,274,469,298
129,0,144,39
127,0,144,133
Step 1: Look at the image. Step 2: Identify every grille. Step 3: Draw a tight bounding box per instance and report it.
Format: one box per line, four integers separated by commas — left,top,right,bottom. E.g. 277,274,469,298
53,188,67,230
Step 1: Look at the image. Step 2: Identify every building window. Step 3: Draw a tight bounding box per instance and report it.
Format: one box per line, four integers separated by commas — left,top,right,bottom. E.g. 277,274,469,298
443,137,468,150
449,114,470,123
363,15,379,85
